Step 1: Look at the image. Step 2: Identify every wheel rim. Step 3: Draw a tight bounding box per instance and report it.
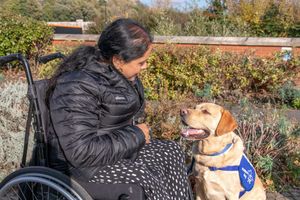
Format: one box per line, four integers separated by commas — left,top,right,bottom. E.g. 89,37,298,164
18,173,84,200
0,176,78,200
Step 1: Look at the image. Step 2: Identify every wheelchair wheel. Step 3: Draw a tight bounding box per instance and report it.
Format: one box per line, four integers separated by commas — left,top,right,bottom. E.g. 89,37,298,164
0,166,93,200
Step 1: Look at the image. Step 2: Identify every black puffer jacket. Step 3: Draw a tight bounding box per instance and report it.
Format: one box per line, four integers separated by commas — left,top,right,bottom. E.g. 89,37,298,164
47,60,146,179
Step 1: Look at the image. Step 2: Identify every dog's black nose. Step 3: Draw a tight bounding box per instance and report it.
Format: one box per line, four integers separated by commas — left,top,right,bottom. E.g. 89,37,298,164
180,109,188,117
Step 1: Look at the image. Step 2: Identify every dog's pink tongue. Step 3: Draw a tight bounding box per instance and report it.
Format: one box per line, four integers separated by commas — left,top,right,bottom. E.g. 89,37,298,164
181,129,204,137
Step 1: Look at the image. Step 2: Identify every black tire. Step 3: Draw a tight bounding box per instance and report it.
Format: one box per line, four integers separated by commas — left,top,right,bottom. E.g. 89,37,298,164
0,166,93,200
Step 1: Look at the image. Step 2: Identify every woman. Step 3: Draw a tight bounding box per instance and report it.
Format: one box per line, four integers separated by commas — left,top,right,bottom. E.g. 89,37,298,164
47,18,190,200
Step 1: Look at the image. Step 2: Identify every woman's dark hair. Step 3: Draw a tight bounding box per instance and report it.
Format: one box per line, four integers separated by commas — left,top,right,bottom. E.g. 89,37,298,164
47,18,153,102
98,18,153,62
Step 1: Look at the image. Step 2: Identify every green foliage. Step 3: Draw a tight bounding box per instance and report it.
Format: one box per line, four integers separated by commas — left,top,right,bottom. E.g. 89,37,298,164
287,153,300,186
0,0,99,21
194,84,213,100
151,12,182,36
206,0,227,20
257,155,274,174
9,0,43,19
49,0,98,21
259,3,287,37
292,98,300,109
288,23,300,37
1,0,300,37
38,46,72,78
141,45,299,100
278,81,300,109
0,13,53,58
38,60,60,79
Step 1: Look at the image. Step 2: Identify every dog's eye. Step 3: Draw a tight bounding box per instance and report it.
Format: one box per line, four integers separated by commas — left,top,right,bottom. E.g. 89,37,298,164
202,109,210,114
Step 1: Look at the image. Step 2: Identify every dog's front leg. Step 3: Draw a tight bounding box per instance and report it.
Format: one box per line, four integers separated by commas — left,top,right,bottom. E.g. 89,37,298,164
224,194,239,200
195,178,207,200
202,181,228,200
194,172,228,200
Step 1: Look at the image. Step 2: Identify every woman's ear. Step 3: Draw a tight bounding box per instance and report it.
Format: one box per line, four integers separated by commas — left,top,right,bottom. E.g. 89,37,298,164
215,109,238,136
112,56,124,70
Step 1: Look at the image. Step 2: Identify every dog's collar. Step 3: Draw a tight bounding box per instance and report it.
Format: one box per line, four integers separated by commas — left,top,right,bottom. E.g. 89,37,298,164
206,143,233,156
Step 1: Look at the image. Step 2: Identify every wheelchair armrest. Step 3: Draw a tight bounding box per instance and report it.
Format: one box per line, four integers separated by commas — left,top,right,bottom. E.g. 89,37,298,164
78,181,145,200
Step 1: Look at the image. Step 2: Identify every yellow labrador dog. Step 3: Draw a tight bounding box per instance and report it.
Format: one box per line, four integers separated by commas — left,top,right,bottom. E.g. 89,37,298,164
180,103,266,200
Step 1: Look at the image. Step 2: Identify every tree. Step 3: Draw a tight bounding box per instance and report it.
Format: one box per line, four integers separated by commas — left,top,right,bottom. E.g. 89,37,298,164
224,0,300,36
41,0,56,21
205,0,227,20
87,0,141,34
66,0,97,21
260,3,285,36
1,0,43,19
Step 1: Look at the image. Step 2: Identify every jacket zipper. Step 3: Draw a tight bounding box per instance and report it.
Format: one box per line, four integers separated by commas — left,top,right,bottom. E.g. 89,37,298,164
109,64,144,124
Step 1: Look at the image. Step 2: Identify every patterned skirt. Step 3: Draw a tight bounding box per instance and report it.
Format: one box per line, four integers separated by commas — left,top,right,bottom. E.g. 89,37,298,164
88,139,190,200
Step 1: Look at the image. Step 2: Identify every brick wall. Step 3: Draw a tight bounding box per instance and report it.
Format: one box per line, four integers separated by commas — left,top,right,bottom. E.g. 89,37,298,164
157,44,300,57
52,34,300,56
52,40,300,57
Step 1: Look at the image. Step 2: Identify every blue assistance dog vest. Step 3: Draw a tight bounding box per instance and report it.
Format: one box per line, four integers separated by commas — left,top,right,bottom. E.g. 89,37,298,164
209,153,256,198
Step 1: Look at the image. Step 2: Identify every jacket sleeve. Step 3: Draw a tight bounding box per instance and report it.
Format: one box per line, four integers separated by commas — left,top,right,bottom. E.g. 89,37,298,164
49,75,145,168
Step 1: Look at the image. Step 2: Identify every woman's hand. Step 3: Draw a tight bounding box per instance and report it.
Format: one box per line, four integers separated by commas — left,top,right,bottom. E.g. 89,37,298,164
136,123,151,144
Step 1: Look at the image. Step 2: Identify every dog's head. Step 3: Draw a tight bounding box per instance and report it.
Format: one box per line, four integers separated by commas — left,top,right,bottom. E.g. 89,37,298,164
180,103,238,140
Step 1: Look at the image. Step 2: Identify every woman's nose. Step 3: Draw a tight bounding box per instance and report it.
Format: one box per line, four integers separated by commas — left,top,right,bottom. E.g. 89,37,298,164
141,62,147,70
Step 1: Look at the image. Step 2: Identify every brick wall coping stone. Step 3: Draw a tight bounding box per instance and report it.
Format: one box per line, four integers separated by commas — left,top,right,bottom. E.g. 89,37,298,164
53,34,300,47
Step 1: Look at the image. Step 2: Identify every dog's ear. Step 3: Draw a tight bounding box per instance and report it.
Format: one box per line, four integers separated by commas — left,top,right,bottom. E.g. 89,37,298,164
215,109,238,136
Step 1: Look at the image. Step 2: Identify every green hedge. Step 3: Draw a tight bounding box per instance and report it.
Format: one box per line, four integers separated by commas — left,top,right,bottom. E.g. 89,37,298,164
0,13,53,57
141,45,300,100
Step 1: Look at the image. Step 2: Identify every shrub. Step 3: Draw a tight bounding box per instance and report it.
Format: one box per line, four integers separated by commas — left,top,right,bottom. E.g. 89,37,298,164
184,10,251,37
292,98,300,109
278,81,300,109
38,59,60,79
0,13,53,58
151,12,182,36
234,100,300,190
38,46,72,79
141,45,299,101
0,81,30,181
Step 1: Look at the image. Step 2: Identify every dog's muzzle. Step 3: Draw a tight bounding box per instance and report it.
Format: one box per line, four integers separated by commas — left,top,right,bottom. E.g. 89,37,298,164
181,128,210,140
180,109,210,140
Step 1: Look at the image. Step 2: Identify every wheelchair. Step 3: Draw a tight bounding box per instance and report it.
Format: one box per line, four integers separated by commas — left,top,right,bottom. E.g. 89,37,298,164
0,53,194,200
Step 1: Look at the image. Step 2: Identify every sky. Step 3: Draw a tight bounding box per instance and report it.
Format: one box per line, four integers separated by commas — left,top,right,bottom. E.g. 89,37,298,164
140,0,208,10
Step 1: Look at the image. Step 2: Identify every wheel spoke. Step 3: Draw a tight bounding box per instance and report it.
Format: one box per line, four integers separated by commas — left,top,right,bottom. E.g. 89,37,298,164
47,185,50,200
25,182,38,200
10,186,20,200
41,182,44,200
17,183,27,199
